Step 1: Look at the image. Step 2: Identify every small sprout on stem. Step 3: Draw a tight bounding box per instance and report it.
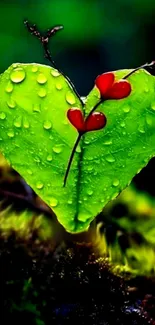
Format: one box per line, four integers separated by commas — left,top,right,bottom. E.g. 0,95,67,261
24,20,84,107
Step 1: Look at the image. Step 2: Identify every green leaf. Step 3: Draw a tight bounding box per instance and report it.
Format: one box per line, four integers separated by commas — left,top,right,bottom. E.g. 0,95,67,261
0,63,155,233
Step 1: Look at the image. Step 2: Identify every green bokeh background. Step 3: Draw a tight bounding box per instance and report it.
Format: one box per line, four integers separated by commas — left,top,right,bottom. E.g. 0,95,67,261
0,0,155,96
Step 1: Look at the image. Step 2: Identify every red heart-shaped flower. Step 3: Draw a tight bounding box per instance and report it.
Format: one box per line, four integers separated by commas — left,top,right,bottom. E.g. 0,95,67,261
95,72,115,97
105,79,131,99
67,108,85,133
85,112,106,132
67,108,106,133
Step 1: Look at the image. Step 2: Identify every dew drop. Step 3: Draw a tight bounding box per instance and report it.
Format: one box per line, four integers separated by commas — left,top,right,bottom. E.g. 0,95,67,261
7,98,16,109
53,145,62,153
56,82,63,90
0,112,6,120
14,116,22,128
12,63,18,69
63,118,69,125
123,105,130,113
67,200,73,205
138,125,145,133
120,121,125,127
49,197,58,207
43,120,52,130
113,179,119,187
37,73,47,84
76,145,81,153
5,82,13,93
84,140,90,145
38,88,47,98
87,189,93,196
47,154,53,161
146,115,153,126
103,139,112,145
78,211,91,222
151,102,155,111
111,193,118,200
27,169,33,175
7,130,14,138
106,155,115,163
34,156,40,163
87,165,93,171
51,69,60,77
36,181,44,189
66,91,76,105
144,86,149,93
31,66,38,73
23,118,30,129
33,104,41,113
10,67,26,83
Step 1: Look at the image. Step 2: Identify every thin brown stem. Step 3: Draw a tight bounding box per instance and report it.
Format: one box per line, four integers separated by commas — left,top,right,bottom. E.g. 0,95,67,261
24,20,84,107
63,133,82,187
123,61,155,79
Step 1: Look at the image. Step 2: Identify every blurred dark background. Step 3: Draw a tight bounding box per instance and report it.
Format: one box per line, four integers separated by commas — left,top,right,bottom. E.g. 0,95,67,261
0,0,155,196
0,0,155,96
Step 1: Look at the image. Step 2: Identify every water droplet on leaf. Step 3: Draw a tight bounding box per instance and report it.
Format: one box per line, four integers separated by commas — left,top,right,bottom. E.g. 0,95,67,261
14,116,22,128
113,179,119,187
36,181,44,189
5,82,13,93
7,130,14,138
106,155,115,163
7,98,16,109
27,169,33,175
87,190,93,196
10,67,25,83
151,102,155,111
51,69,60,77
34,157,40,163
103,139,112,145
12,64,18,69
53,145,62,153
23,118,30,129
47,155,53,161
123,105,130,113
78,211,91,222
43,120,52,130
87,165,93,171
38,88,47,98
66,91,76,105
31,66,38,73
144,86,149,93
50,197,58,207
146,115,153,126
138,125,145,133
68,200,73,205
56,82,63,90
37,73,47,84
76,145,81,153
120,121,125,127
33,104,41,113
0,112,6,120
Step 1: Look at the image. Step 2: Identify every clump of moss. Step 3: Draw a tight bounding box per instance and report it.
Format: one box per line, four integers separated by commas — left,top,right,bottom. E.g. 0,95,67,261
1,233,151,325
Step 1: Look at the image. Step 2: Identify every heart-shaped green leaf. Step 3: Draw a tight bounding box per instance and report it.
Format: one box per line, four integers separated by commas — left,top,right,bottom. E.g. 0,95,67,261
0,63,155,233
